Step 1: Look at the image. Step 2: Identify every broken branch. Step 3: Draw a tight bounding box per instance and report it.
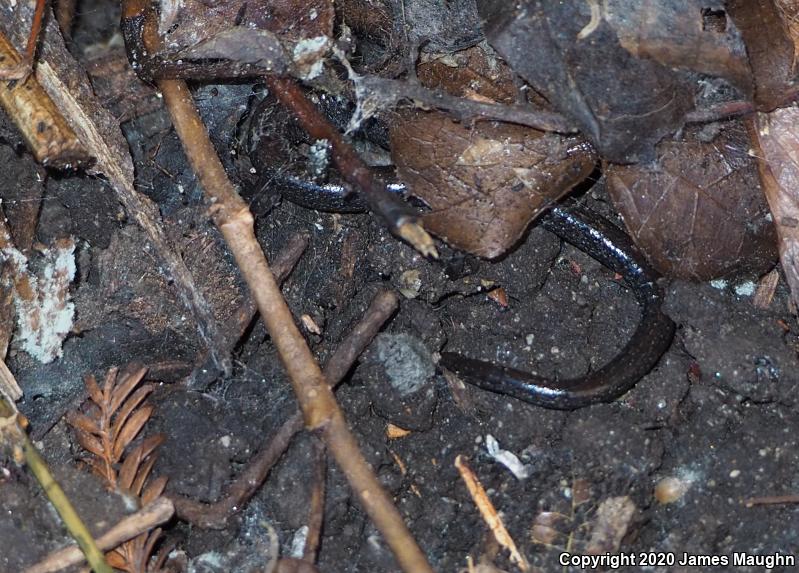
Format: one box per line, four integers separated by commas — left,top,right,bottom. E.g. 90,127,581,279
25,497,175,573
0,29,88,167
265,76,437,258
171,289,399,528
151,68,431,571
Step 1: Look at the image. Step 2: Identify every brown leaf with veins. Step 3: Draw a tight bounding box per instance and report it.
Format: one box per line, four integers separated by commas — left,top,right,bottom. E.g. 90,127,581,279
607,122,776,280
605,0,752,95
479,0,694,163
417,45,518,105
391,112,597,258
747,108,799,304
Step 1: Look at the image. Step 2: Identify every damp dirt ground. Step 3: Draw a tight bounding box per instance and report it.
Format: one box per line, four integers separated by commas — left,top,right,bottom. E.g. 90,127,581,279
2,8,799,573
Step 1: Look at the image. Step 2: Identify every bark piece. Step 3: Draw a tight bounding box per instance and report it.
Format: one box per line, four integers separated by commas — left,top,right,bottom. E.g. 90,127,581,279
606,122,777,279
0,30,89,168
391,111,596,258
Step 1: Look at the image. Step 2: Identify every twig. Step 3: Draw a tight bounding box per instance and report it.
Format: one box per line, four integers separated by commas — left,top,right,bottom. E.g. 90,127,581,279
303,438,326,563
155,77,429,561
0,395,112,573
24,0,46,62
0,29,89,167
25,497,175,573
189,231,310,388
353,72,577,134
455,455,529,571
129,4,429,565
265,76,437,258
171,289,399,528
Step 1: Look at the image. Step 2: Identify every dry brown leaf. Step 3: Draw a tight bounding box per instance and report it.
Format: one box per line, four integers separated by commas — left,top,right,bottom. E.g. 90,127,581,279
606,121,777,279
131,455,159,497
530,511,569,546
747,108,799,305
83,374,104,406
142,476,168,505
480,0,694,163
417,45,518,105
605,0,752,95
67,411,101,435
391,111,596,258
111,385,154,439
73,428,106,459
728,0,797,110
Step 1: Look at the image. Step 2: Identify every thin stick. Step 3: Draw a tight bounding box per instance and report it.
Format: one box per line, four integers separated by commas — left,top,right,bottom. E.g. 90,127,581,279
24,0,46,61
25,497,175,573
133,9,429,559
303,437,327,563
455,455,529,571
265,76,437,259
0,396,112,573
171,289,399,528
188,231,310,388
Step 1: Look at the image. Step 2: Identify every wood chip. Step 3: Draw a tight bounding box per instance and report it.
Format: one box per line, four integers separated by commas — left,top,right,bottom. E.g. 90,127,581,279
455,455,529,571
386,423,411,439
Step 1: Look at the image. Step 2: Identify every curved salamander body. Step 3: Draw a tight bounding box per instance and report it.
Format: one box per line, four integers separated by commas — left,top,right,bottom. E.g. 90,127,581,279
441,204,675,409
244,96,675,409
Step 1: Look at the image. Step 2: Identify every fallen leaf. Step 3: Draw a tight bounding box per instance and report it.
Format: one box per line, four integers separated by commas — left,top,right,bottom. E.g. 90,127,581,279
604,0,752,96
746,107,799,305
417,45,518,105
606,121,777,279
727,0,797,110
479,0,694,163
391,111,596,258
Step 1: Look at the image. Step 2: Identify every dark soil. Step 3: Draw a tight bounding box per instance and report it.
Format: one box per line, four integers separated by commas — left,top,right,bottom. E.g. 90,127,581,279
2,3,799,573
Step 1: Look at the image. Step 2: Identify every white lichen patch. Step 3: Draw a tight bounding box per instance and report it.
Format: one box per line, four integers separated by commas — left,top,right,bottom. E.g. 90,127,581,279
292,36,330,80
2,239,76,363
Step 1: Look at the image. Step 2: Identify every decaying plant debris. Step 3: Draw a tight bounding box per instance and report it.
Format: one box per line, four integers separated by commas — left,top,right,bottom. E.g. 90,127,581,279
3,0,799,572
